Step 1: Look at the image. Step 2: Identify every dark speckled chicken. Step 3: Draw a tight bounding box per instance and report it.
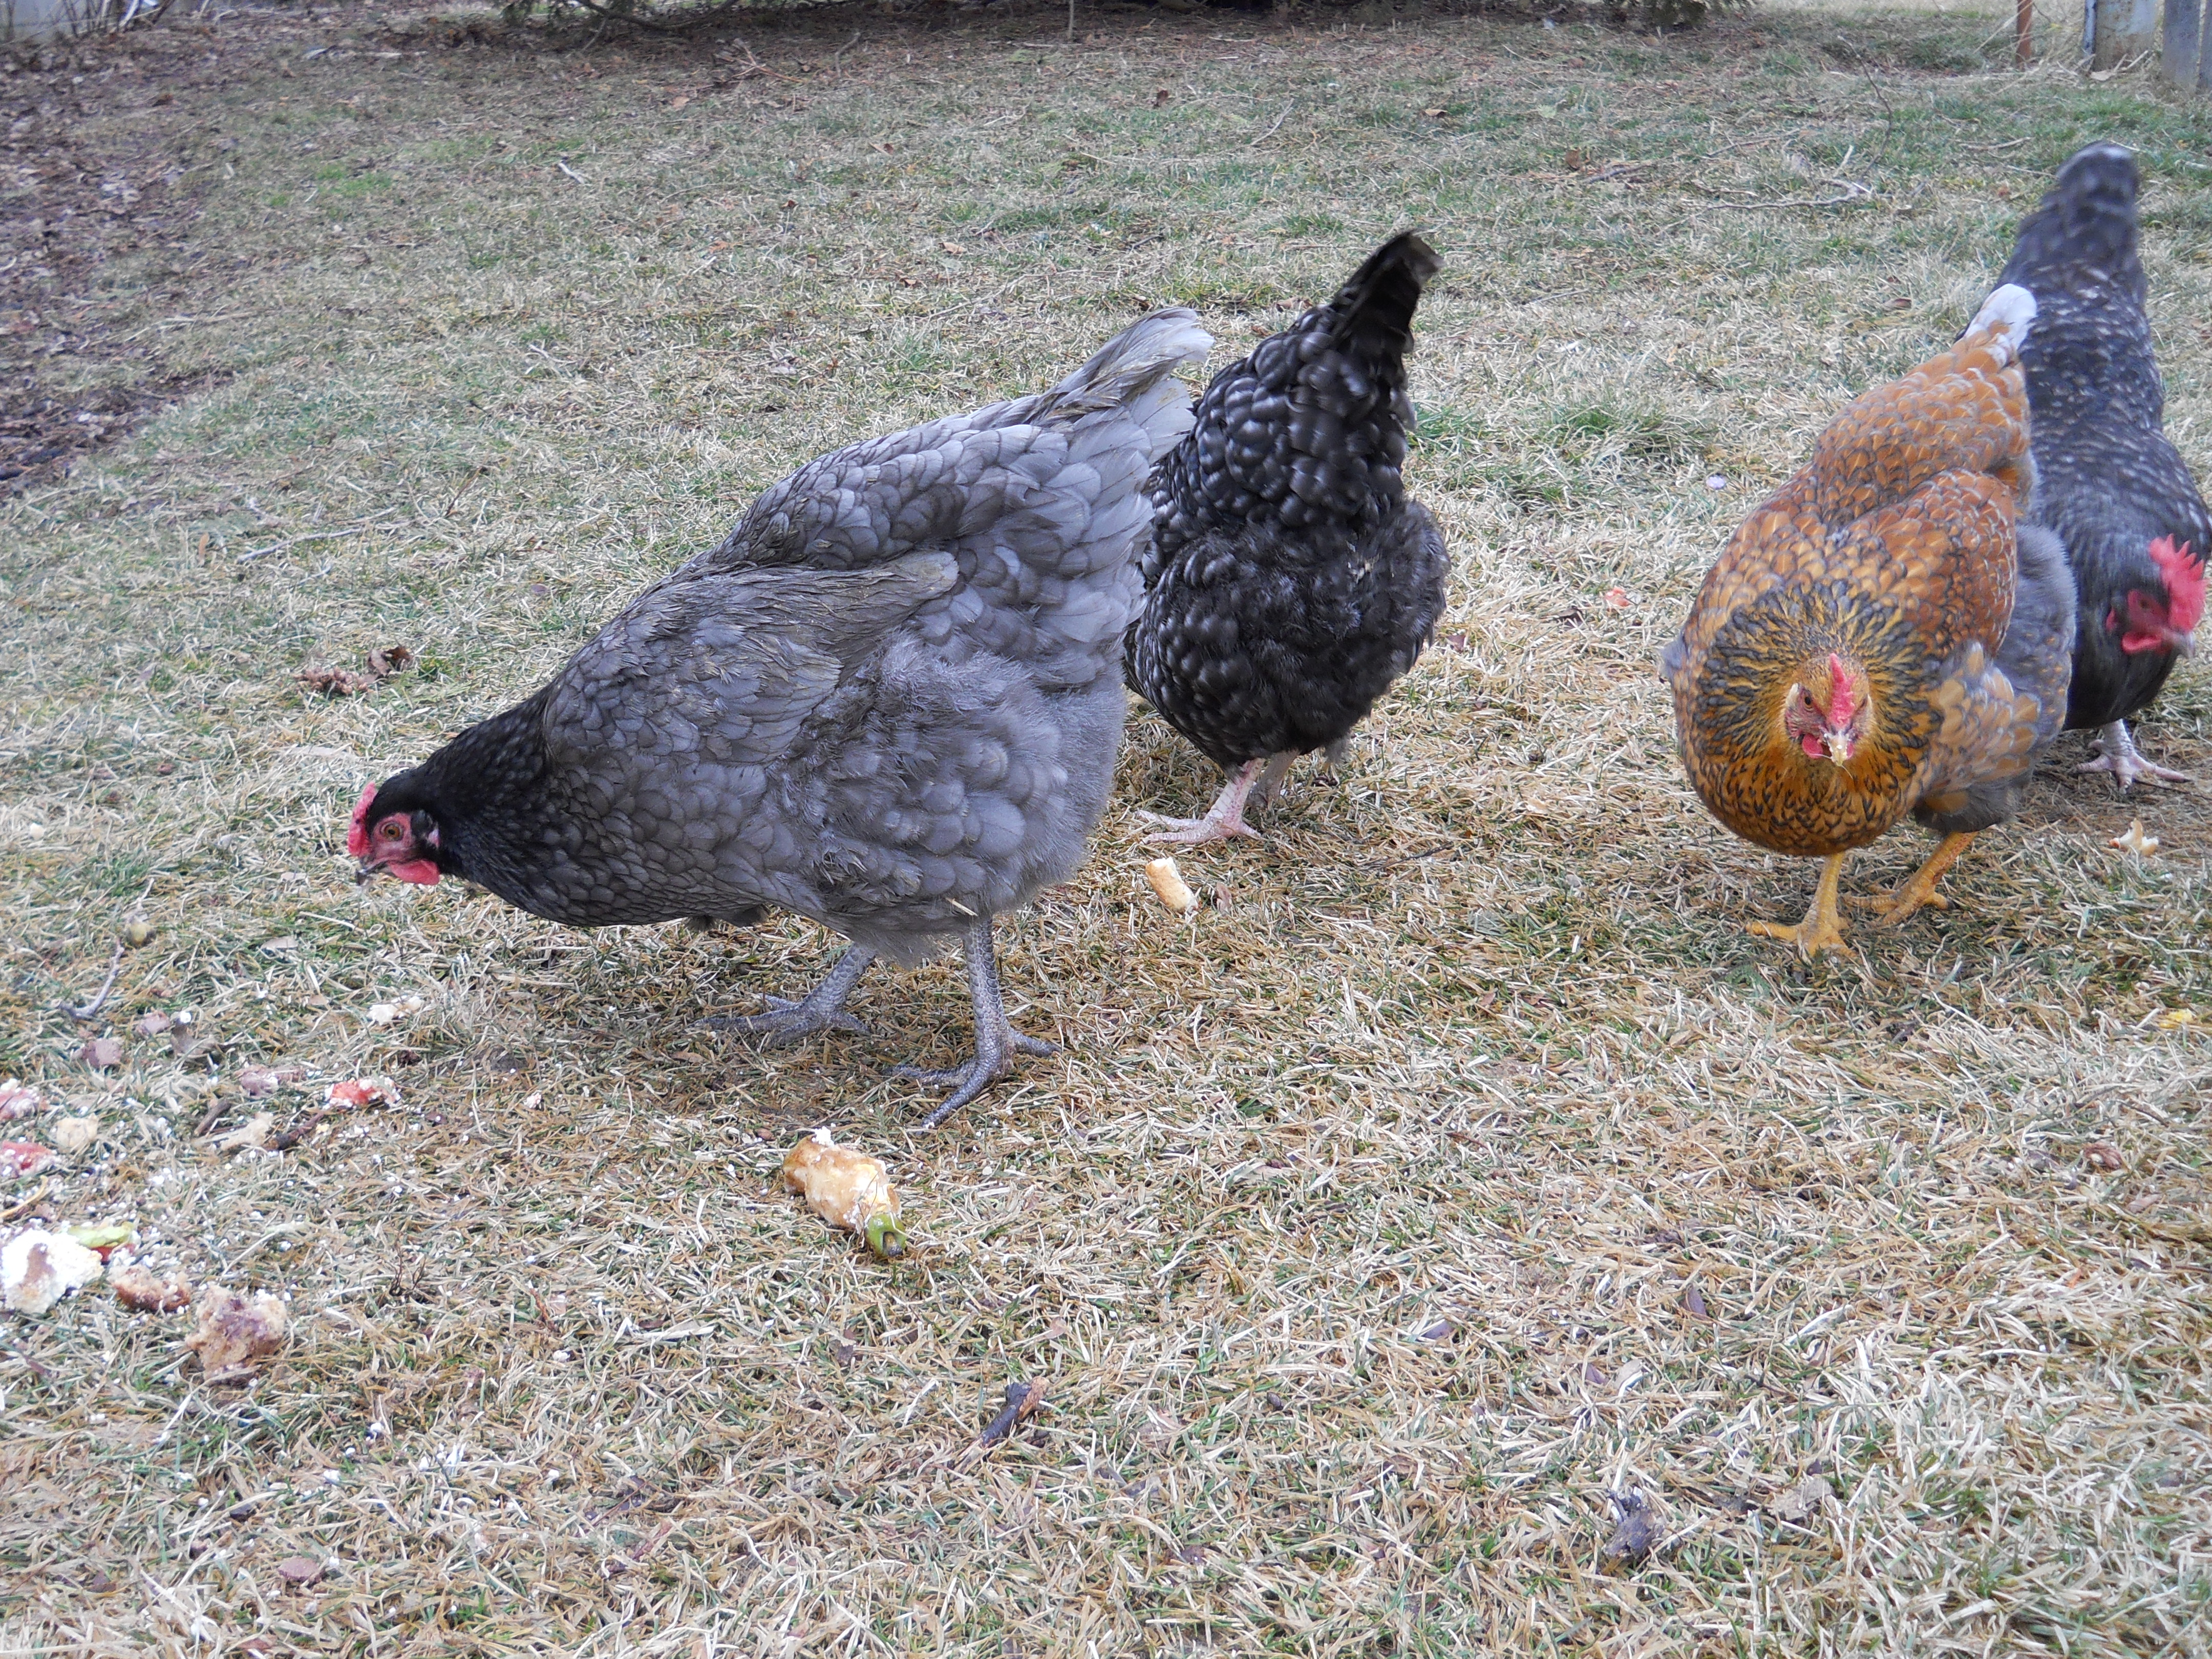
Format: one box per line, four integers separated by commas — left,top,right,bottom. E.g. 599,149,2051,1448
1994,142,2208,789
1663,286,2075,958
350,309,1210,1129
1124,232,1450,844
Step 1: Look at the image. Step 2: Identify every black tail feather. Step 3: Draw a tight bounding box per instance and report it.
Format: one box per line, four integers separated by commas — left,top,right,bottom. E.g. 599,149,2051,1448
1326,230,1442,357
1997,143,2144,301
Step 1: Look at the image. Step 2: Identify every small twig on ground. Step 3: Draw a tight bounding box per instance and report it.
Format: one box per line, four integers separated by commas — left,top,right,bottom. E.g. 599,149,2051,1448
240,509,402,563
1249,101,1294,148
1,1179,53,1225
271,1110,330,1154
556,159,588,185
196,1097,232,1139
65,942,125,1022
966,1381,1047,1460
3,1344,57,1381
830,28,860,71
1695,181,1872,212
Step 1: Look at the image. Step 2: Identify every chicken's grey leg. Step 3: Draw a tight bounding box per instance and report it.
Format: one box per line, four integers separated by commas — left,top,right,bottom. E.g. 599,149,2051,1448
2078,719,2190,790
900,920,1053,1131
702,946,876,1046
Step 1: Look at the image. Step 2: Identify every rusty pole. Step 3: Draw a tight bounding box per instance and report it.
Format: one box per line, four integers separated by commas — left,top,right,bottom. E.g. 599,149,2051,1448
2016,0,2033,67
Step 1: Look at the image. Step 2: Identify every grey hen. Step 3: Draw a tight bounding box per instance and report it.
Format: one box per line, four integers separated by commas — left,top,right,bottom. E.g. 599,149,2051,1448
1124,231,1450,844
351,309,1211,1128
1994,142,2208,789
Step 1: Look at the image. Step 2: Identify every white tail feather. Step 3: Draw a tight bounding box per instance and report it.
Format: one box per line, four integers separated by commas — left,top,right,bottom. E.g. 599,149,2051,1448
1967,283,2037,366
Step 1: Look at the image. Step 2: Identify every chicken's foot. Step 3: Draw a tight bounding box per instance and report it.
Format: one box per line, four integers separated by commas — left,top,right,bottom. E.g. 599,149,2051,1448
1748,853,1851,959
1854,832,1974,928
701,946,876,1046
900,920,1053,1131
2079,720,2190,790
1139,757,1267,845
1248,750,1298,807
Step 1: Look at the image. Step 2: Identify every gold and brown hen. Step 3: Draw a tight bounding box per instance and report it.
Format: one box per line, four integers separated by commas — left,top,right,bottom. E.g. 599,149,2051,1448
1662,285,2075,957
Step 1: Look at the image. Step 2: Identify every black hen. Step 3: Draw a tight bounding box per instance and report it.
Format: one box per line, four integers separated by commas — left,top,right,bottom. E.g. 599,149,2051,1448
350,309,1210,1129
1996,142,2208,789
1123,231,1451,843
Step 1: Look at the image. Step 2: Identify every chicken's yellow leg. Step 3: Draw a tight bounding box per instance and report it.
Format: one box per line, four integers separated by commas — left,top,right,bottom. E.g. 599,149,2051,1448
1859,832,1975,929
1748,853,1849,959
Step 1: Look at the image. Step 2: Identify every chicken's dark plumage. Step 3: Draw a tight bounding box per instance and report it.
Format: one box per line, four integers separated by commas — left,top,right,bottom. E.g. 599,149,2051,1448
1124,231,1451,843
350,309,1210,1128
1996,142,2208,788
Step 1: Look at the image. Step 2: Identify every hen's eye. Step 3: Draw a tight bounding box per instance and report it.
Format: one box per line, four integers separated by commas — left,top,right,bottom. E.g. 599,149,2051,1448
380,821,403,840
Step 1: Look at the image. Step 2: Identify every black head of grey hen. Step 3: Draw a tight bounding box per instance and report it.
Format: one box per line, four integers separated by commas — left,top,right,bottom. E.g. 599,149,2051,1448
1995,141,2207,789
1124,230,1451,845
352,307,1213,1129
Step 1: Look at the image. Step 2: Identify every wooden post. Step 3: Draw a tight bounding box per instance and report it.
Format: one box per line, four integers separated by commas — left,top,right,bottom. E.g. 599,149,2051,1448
2163,0,2203,83
2016,0,2033,65
2093,0,2158,68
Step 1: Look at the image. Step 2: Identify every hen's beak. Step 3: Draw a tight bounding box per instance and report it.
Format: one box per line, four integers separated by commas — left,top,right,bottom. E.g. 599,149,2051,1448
1821,732,1856,765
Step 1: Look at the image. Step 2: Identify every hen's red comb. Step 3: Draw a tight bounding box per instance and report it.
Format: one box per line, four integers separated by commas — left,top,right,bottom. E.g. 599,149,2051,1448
1825,652,1858,728
2150,537,2205,635
347,783,377,861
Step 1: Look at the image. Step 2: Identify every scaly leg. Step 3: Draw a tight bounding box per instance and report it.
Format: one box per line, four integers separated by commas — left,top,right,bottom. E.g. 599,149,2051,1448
899,920,1054,1132
1855,832,1975,928
701,946,875,1046
1748,853,1851,959
2078,720,2190,790
1248,751,1298,807
1138,757,1267,845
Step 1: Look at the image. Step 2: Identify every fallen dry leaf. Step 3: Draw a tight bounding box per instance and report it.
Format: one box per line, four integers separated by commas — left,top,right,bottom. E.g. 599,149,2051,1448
112,1264,192,1312
1603,585,1631,610
216,1113,275,1154
366,643,415,677
1600,1489,1664,1565
78,1037,124,1071
296,666,377,697
185,1289,289,1380
1768,1475,1833,1524
132,1012,173,1038
2153,1008,2197,1030
274,1555,327,1586
51,1116,98,1156
3,1229,104,1316
238,1066,280,1098
3,1141,54,1181
2082,1141,2125,1173
0,1080,41,1121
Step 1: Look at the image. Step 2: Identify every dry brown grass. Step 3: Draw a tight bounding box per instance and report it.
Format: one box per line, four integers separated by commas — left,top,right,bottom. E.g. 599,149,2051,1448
2,0,2209,1653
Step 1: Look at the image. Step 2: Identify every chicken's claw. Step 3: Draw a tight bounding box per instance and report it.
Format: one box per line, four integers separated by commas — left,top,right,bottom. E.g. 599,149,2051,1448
701,947,876,1047
704,996,871,1046
1140,756,1267,847
2079,721,2189,790
1748,853,1852,959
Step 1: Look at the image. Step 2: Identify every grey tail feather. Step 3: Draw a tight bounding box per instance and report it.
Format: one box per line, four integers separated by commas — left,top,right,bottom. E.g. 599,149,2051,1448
1048,308,1212,406
2000,142,2140,289
1326,230,1442,356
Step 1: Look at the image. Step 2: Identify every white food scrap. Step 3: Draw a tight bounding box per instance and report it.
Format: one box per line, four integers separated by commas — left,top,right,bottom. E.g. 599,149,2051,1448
781,1129,906,1259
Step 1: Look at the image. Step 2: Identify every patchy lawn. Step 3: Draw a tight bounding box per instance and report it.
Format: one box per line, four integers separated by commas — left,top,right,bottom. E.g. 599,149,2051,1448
2,0,2208,1652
